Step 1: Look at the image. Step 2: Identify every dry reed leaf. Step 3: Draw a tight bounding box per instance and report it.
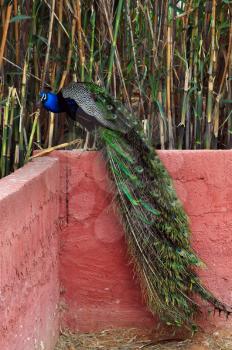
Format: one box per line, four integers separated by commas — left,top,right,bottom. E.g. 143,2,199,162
29,139,82,160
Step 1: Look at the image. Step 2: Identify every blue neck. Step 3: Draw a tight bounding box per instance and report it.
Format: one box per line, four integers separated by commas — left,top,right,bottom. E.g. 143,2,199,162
43,92,63,113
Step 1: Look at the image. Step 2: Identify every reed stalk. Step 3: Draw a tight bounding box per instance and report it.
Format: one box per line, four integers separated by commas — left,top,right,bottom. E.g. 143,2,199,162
75,0,85,81
106,0,124,90
58,17,76,90
41,0,56,88
18,55,29,166
6,88,17,175
88,5,95,82
205,0,217,148
166,19,174,149
13,0,20,66
126,0,144,114
0,0,232,178
0,3,12,69
25,110,39,162
0,87,12,178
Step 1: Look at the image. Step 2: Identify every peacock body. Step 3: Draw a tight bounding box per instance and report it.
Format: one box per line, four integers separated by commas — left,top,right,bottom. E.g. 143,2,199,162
40,82,232,331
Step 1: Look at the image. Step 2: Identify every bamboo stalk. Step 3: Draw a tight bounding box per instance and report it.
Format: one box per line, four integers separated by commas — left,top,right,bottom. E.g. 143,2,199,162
1,0,5,25
205,0,217,149
158,87,165,149
57,0,63,49
213,18,232,140
166,22,174,149
0,3,13,69
102,0,130,106
18,55,29,166
152,0,158,68
106,0,124,90
1,87,13,177
41,0,56,89
192,4,200,149
75,0,85,81
25,110,40,161
6,88,17,175
126,0,145,115
58,17,76,90
13,0,20,65
48,112,55,147
227,20,232,147
88,5,95,82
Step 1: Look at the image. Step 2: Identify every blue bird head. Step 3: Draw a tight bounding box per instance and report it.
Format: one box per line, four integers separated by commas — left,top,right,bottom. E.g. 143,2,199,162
39,91,62,113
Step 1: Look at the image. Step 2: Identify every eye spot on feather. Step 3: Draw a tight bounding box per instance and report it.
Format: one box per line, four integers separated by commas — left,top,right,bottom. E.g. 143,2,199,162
135,166,144,174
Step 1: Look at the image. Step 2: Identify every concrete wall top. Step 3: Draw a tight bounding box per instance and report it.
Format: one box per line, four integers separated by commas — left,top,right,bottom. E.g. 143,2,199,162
0,157,58,200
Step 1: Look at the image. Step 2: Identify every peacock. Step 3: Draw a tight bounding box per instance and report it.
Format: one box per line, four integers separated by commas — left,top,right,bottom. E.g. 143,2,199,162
39,81,232,331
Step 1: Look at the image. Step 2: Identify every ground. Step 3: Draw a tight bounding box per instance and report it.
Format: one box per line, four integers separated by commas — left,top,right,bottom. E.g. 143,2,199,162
54,328,232,350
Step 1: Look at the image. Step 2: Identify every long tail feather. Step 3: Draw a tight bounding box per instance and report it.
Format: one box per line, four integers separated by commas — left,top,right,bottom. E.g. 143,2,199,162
59,81,232,330
98,127,232,331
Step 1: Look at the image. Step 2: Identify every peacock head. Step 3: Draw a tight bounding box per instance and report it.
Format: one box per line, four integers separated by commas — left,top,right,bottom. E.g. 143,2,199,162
39,91,62,113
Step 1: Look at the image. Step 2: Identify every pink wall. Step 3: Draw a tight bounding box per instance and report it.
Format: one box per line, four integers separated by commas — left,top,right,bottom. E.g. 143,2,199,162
1,150,232,350
160,151,232,330
0,157,60,350
53,150,232,333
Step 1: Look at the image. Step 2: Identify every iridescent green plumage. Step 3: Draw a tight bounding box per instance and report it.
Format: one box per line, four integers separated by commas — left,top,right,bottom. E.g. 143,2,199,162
42,82,232,331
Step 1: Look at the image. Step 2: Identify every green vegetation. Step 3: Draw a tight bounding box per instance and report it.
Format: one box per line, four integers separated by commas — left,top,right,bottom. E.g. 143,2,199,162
0,0,232,177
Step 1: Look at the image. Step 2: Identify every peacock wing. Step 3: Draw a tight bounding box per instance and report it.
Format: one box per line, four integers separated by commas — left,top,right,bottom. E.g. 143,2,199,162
61,82,136,133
